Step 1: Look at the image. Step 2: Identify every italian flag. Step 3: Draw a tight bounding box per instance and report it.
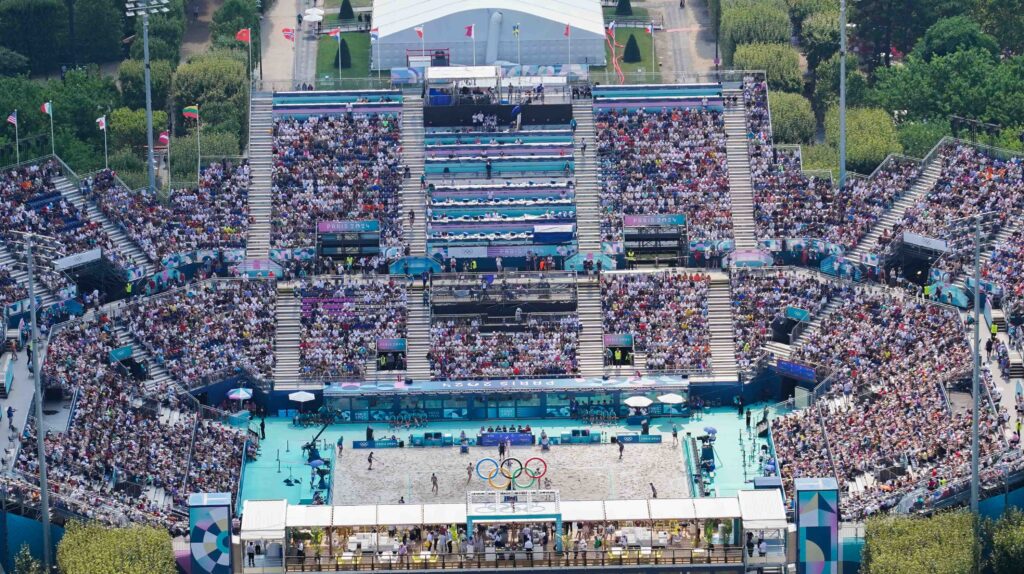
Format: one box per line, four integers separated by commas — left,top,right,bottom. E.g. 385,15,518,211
40,102,53,116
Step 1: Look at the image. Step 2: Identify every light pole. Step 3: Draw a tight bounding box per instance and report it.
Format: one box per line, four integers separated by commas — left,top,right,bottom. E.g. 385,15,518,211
938,211,999,520
838,0,847,189
126,0,170,193
9,231,62,574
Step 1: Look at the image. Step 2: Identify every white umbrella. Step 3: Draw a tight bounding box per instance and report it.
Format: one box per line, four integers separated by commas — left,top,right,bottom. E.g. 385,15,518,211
305,7,325,15
289,391,316,403
657,393,685,405
227,387,253,412
303,13,323,23
624,396,653,408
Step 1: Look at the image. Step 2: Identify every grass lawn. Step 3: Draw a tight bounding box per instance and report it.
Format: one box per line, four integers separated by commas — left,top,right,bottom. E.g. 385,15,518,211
592,28,659,84
316,32,371,85
602,6,651,21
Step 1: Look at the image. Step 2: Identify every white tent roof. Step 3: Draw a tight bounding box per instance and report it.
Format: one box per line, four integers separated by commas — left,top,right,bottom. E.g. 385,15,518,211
692,497,741,520
332,505,378,527
287,505,333,527
560,500,605,522
423,504,468,525
648,499,697,521
241,500,288,540
603,499,650,521
738,490,788,530
377,504,423,525
372,0,605,37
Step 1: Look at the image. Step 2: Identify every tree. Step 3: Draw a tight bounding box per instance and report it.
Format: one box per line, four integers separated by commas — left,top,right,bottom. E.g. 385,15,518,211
0,46,30,76
14,544,43,574
339,0,355,20
54,127,105,173
897,120,950,158
719,3,791,65
335,38,352,69
0,0,68,74
171,50,248,143
109,107,170,152
978,0,1024,55
867,49,1024,126
800,10,839,72
862,512,975,574
732,43,802,92
851,0,970,69
74,0,125,64
991,508,1024,574
57,521,176,574
210,0,261,57
911,16,999,61
46,68,121,143
768,92,815,143
615,0,633,16
825,106,903,174
800,143,838,177
119,59,174,110
129,36,179,64
622,34,642,63
785,0,836,28
812,51,868,112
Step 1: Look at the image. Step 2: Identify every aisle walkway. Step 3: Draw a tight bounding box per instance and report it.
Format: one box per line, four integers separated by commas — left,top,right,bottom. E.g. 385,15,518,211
261,0,299,85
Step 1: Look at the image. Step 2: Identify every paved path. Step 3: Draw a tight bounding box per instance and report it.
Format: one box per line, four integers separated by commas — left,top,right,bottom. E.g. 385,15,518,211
648,0,718,79
261,0,302,87
180,0,225,62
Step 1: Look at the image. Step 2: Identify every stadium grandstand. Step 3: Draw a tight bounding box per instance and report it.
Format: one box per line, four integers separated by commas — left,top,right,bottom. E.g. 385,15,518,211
1,68,1023,574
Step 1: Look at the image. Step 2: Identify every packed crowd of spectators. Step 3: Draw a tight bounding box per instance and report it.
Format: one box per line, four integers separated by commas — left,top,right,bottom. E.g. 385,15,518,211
876,144,1024,275
297,276,407,380
429,315,580,379
125,279,276,387
601,271,712,372
772,290,1007,517
742,77,921,251
0,159,124,292
85,162,250,261
0,266,28,309
595,107,733,243
730,269,847,371
15,315,247,531
272,114,405,251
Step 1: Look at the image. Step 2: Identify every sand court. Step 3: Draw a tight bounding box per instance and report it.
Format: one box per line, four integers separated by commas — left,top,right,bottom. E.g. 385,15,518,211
332,438,691,505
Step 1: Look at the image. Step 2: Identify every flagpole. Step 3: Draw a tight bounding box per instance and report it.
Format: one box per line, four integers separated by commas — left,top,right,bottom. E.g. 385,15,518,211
102,120,108,170
13,110,19,164
517,29,522,67
166,133,171,189
196,109,201,187
48,103,55,157
567,26,571,76
337,33,342,81
472,32,476,66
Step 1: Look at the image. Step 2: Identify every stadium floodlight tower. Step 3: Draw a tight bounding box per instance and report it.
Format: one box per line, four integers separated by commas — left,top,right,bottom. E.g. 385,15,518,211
940,211,998,521
8,231,63,574
838,0,849,189
126,0,170,193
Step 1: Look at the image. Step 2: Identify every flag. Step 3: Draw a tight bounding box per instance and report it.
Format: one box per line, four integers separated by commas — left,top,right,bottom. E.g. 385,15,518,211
606,21,616,35
182,105,199,119
564,24,570,37
158,131,170,146
645,22,654,34
40,102,53,116
327,27,341,38
235,28,251,43
6,111,16,127
96,116,106,131
282,28,295,41
512,24,520,37
465,24,474,38
369,27,379,41
414,26,424,39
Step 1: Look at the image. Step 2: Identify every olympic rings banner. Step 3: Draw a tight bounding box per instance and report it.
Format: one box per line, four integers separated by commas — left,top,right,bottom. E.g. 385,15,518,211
474,457,548,490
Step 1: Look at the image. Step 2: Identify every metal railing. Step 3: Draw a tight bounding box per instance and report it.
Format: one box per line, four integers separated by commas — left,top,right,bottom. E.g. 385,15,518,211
272,547,747,572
